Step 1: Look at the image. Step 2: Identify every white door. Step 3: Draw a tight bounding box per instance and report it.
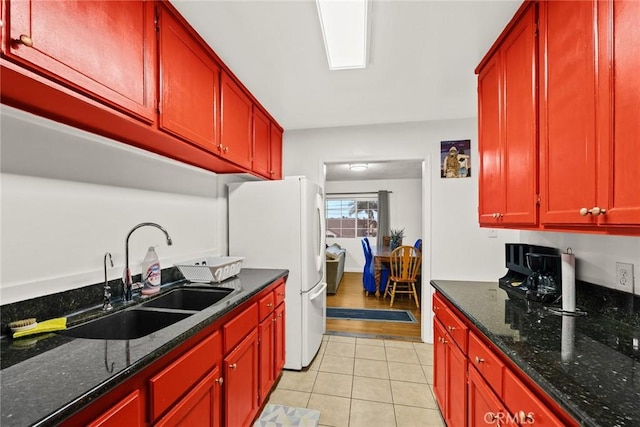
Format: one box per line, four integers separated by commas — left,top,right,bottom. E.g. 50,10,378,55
300,179,324,292
301,281,326,367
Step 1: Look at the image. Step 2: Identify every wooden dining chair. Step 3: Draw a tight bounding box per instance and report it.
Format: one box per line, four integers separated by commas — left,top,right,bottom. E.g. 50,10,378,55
383,245,422,308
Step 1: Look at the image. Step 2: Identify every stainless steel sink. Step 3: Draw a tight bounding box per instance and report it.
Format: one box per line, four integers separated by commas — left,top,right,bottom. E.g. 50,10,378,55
61,309,192,340
140,287,234,311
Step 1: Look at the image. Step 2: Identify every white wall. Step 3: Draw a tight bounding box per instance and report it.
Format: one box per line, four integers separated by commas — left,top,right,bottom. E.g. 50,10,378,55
325,178,422,273
0,107,236,305
283,118,519,342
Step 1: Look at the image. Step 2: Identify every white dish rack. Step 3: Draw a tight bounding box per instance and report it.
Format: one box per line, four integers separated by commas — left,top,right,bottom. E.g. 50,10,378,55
175,257,244,283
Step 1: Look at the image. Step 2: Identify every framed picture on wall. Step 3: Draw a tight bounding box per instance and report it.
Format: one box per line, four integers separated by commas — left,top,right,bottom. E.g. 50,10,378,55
441,139,471,178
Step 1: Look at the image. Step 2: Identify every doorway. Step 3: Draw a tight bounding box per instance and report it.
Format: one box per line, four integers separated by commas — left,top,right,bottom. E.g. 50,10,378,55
321,159,426,341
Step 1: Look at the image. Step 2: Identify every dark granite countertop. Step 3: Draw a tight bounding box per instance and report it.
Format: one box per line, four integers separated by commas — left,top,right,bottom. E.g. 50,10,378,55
431,280,640,427
0,268,288,427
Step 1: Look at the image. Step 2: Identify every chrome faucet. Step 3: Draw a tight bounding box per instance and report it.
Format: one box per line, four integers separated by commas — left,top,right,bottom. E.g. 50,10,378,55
103,252,114,310
123,222,173,301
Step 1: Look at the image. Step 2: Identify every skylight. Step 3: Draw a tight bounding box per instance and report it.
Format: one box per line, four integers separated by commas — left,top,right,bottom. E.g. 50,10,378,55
316,0,370,70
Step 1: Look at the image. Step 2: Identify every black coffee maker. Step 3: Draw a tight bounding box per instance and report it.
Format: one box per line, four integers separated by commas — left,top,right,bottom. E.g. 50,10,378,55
523,253,562,303
499,243,562,303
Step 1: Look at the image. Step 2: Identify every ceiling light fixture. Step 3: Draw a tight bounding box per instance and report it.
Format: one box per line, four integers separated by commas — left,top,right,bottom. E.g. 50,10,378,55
316,0,370,70
349,163,368,171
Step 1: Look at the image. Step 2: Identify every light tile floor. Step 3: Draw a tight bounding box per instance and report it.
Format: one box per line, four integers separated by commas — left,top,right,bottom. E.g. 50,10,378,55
266,335,446,427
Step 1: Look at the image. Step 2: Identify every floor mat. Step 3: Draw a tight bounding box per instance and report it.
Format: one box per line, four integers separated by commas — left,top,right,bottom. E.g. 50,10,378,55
253,404,321,427
326,307,418,323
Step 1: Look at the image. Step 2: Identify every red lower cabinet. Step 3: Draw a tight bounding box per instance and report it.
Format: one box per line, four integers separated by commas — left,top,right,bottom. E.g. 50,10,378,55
433,318,467,427
86,391,143,427
61,278,287,427
258,309,276,404
155,368,223,427
433,292,577,427
468,366,509,427
274,302,286,375
224,329,260,427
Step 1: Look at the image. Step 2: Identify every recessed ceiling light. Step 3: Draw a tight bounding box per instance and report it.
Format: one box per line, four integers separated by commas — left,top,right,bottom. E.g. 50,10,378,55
316,0,370,70
349,163,368,171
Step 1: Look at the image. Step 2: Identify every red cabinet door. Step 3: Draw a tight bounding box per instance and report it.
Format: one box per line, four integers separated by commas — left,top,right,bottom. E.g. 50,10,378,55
253,107,271,178
258,314,275,404
220,72,252,169
597,0,640,226
478,4,537,227
501,6,537,226
478,54,504,226
158,6,220,152
502,369,565,427
446,334,467,427
155,368,223,427
87,391,143,427
433,319,448,416
539,0,598,225
224,329,259,427
6,0,155,122
468,366,509,427
274,303,286,376
270,124,283,180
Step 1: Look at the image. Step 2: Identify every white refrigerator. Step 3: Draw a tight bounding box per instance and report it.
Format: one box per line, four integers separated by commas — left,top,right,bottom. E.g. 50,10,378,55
228,176,326,370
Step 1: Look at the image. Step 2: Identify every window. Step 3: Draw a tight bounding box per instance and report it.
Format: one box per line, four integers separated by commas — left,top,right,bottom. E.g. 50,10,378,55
325,197,378,238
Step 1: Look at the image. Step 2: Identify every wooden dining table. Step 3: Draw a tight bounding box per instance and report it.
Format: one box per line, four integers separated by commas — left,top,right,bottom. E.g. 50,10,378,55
372,246,393,297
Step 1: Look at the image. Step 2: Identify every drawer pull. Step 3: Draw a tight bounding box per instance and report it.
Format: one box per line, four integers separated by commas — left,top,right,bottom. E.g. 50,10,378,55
580,206,607,216
447,325,456,332
266,303,273,307
215,377,224,385
15,34,34,47
475,356,485,364
229,363,237,370
272,318,277,323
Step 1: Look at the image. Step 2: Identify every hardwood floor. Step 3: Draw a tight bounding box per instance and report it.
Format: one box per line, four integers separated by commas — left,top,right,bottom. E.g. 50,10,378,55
326,272,422,341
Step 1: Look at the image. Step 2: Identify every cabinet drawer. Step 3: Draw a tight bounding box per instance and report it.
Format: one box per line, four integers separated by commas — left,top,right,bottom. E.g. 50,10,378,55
224,302,259,353
468,331,505,397
433,293,468,353
274,281,286,306
149,331,221,420
258,292,275,320
87,391,142,427
503,369,565,427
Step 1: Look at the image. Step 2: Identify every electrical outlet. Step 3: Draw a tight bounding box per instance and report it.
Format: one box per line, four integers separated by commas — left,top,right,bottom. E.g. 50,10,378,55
616,262,634,289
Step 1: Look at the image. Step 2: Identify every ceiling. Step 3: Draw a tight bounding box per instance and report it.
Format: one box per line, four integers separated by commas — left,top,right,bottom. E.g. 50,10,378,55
170,0,522,131
170,0,522,181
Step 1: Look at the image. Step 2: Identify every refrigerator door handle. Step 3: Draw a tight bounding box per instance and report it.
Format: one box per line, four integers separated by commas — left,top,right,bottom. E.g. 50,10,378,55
315,192,325,273
309,282,327,301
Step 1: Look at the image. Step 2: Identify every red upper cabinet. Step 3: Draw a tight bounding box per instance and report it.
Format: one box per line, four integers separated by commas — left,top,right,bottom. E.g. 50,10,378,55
5,0,155,122
253,106,284,180
478,55,503,226
158,5,220,153
269,124,283,180
539,0,599,226
220,72,253,169
596,0,640,226
253,107,271,177
477,4,537,227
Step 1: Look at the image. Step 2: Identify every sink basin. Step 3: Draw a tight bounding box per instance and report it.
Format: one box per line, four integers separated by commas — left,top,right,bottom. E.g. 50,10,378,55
140,287,234,311
61,309,192,340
